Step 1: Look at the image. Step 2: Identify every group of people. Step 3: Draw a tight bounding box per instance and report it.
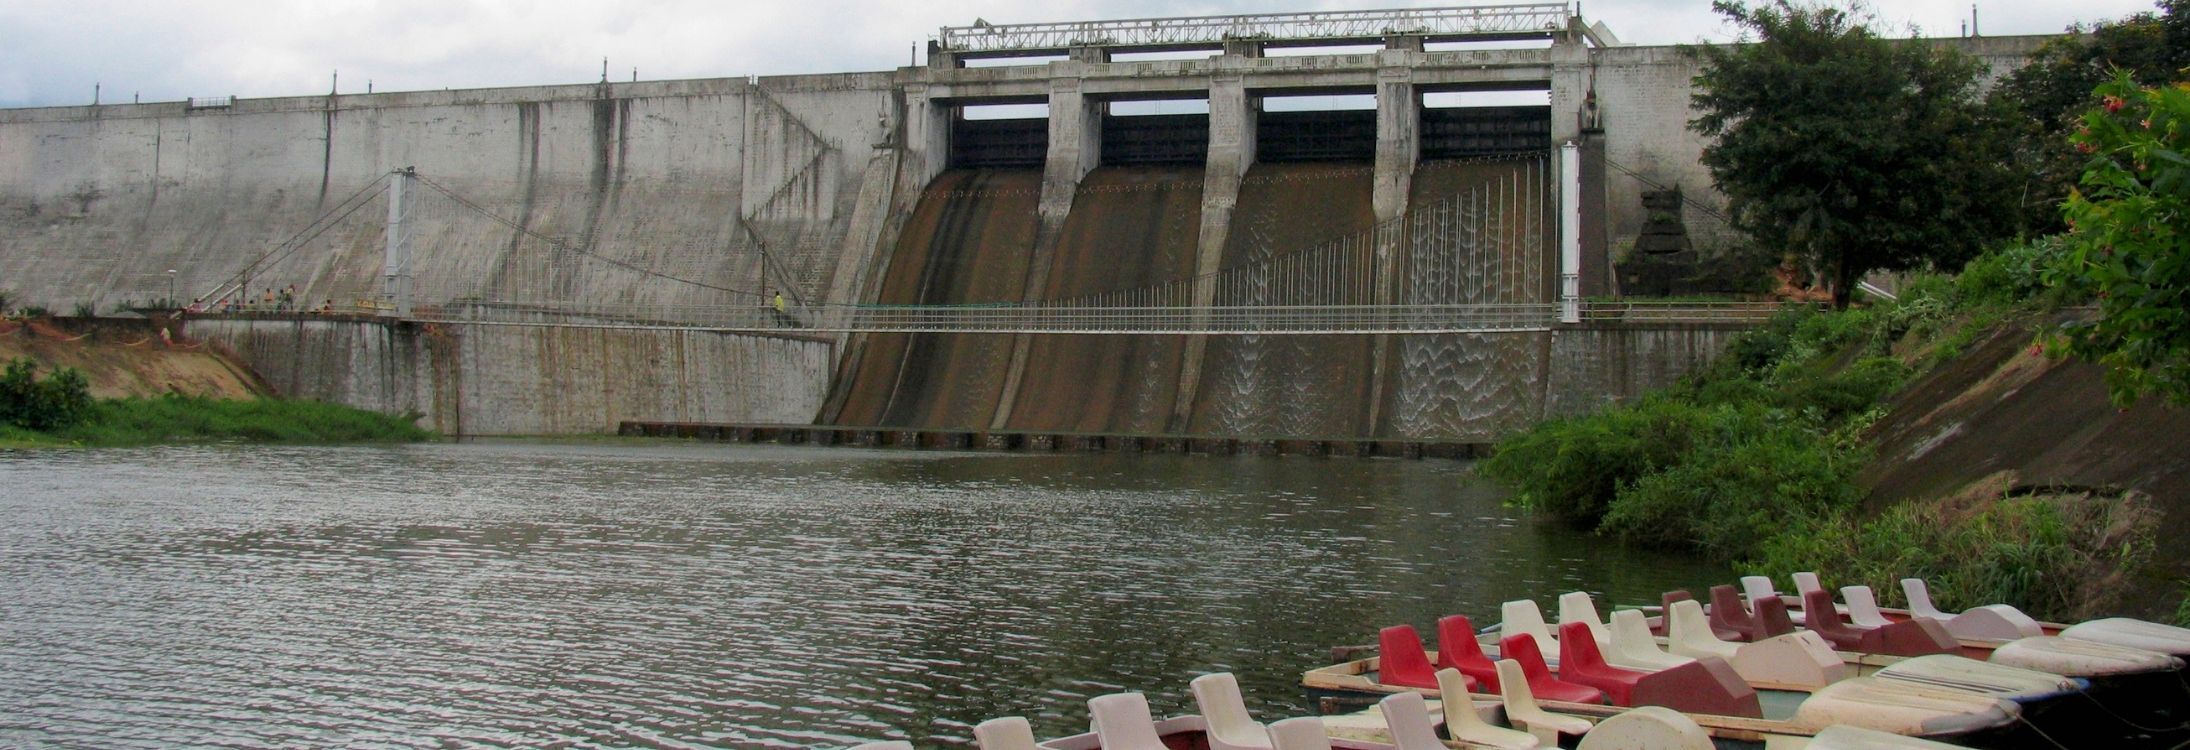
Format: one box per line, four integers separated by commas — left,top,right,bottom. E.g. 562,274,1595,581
195,285,336,315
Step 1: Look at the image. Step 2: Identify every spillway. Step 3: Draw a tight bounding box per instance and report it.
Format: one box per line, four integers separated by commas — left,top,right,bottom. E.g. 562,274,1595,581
826,156,1557,441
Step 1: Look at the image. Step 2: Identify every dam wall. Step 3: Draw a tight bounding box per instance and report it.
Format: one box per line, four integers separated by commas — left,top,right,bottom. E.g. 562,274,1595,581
0,16,2049,439
0,75,897,315
187,317,831,436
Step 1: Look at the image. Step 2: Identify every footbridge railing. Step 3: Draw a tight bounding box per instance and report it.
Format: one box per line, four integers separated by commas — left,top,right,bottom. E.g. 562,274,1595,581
396,299,1784,335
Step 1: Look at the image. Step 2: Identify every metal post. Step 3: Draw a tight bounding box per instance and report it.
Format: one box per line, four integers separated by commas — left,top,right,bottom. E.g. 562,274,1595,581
1559,142,1581,324
384,167,415,317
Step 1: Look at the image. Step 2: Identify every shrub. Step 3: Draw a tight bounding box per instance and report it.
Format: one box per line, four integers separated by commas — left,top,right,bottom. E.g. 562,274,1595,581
1783,357,1912,425
1601,408,1861,560
1957,240,2061,307
0,358,94,431
1480,397,1710,528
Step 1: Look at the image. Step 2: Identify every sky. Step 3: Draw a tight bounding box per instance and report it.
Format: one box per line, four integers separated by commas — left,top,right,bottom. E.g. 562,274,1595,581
0,0,2166,108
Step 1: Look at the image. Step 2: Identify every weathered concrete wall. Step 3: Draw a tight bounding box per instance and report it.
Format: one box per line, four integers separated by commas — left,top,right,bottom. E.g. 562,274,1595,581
1588,35,2051,263
1542,324,1741,418
187,317,831,436
0,75,895,314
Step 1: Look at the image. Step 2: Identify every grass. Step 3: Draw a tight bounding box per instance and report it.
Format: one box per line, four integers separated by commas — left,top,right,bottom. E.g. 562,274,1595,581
7,395,434,447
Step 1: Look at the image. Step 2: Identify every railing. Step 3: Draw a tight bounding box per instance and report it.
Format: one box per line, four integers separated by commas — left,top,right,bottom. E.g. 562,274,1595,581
192,299,1789,332
936,4,1570,55
405,300,1564,334
1575,300,1795,324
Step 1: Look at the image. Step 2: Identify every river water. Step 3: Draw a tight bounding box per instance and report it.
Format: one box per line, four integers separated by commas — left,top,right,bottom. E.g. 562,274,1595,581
0,441,1724,749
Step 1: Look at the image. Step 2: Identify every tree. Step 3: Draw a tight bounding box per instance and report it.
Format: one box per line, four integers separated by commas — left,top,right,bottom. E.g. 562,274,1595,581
1686,1,2019,308
1990,1,2190,234
2046,75,2190,405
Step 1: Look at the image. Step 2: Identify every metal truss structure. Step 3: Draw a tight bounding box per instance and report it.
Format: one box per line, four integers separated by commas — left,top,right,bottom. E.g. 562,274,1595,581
936,4,1572,56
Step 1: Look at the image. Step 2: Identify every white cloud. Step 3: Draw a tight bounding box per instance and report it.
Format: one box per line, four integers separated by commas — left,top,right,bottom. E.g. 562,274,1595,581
0,0,2169,107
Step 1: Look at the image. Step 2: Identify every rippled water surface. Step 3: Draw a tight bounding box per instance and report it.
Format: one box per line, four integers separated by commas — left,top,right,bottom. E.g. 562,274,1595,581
0,442,1725,749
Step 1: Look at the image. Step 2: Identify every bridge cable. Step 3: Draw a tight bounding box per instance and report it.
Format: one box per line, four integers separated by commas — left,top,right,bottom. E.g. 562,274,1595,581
204,173,393,303
407,172,765,299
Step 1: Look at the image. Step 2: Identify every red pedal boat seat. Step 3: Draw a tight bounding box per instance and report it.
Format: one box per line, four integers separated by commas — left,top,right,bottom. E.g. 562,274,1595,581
1752,596,1798,639
1497,631,1606,705
1557,621,1763,718
1708,585,1757,642
1378,624,1444,690
1802,589,1956,657
1435,615,1501,692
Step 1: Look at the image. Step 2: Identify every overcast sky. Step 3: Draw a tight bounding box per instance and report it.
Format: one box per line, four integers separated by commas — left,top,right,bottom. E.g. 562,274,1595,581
0,0,2164,108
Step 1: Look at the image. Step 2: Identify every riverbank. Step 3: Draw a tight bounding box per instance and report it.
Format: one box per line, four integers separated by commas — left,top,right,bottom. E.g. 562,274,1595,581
0,394,436,448
0,316,434,448
1481,251,2190,623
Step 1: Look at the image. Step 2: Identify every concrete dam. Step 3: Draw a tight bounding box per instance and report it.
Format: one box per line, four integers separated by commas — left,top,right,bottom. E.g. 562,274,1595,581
0,7,2049,441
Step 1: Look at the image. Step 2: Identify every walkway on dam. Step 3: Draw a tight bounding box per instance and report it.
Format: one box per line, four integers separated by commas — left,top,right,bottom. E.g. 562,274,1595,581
344,299,1782,335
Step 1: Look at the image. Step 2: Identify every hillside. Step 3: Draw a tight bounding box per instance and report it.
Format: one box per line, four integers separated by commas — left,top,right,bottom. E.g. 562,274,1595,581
0,317,268,399
1860,314,2190,619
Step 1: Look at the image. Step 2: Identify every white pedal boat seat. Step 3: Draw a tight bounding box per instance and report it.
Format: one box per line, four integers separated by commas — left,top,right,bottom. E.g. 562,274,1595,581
1899,579,2043,640
1609,609,1698,671
1267,717,1334,750
1989,634,2184,677
1505,599,1560,658
1088,692,1170,750
1192,672,1274,750
1790,678,2018,737
1665,598,1846,689
1839,585,1894,629
974,717,1040,750
2059,617,2190,657
1378,691,1457,750
1559,592,1693,671
1436,668,1540,749
1559,592,1613,648
1496,659,1594,745
1872,654,2080,701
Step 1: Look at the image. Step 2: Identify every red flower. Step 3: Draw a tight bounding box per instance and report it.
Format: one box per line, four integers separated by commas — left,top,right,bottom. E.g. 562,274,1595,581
2103,95,2126,113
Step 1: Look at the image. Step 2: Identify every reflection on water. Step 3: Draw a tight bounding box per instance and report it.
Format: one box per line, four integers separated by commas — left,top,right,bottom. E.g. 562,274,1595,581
0,442,1723,748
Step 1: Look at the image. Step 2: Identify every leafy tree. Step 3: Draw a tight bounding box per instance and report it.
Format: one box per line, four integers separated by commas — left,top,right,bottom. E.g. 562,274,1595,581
1686,1,2019,308
2046,75,2190,405
0,358,93,431
1991,1,2190,233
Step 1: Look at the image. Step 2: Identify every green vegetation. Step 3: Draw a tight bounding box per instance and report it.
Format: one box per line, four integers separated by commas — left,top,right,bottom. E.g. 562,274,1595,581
1753,489,2152,623
2045,75,2190,406
1504,1,2190,617
1483,238,2153,618
1685,1,2018,307
1991,1,2189,233
0,357,432,448
1482,304,1893,563
2,357,93,431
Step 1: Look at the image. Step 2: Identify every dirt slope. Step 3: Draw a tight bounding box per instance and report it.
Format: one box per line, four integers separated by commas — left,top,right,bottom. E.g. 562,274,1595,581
0,318,268,399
